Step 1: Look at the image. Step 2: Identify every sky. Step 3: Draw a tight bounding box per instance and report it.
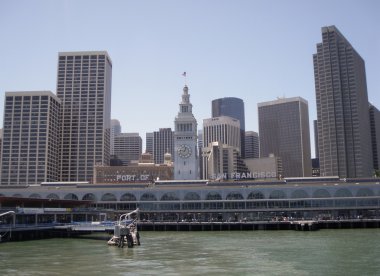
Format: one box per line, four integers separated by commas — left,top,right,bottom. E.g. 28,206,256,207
0,0,379,157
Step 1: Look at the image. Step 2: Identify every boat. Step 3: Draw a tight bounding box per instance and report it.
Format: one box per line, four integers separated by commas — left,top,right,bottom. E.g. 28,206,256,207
107,208,141,248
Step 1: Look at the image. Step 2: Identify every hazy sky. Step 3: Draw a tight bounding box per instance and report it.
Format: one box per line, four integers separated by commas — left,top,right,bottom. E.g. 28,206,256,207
0,0,379,157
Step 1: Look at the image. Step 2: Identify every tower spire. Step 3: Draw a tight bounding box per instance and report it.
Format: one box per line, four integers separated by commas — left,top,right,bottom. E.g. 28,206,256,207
182,71,187,86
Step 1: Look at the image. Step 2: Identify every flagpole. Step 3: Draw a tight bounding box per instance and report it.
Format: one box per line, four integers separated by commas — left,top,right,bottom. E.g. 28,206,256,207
182,71,187,86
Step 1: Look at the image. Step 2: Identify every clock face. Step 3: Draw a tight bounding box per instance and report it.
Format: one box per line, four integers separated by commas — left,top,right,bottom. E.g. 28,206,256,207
177,144,192,158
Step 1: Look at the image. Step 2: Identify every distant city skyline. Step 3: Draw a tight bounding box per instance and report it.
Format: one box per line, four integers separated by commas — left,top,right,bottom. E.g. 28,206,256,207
1,0,379,158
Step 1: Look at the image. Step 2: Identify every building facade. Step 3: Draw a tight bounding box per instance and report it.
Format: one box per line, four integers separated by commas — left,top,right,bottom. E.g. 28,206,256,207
113,133,142,165
245,131,259,159
0,91,61,185
258,97,312,177
313,26,373,177
203,116,241,151
153,128,174,164
57,51,112,182
369,104,380,171
173,85,198,180
146,132,154,154
212,97,245,158
110,119,121,155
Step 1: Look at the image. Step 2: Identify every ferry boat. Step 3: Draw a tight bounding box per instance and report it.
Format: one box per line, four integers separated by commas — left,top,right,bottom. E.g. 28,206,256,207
107,209,140,248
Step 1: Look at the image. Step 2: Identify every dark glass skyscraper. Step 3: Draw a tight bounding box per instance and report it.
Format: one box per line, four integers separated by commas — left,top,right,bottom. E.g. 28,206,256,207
369,104,380,171
212,97,245,158
313,26,373,177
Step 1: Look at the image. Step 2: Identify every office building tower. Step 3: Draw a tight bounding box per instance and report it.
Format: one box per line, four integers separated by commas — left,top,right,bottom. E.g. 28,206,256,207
314,120,319,159
203,116,241,151
0,129,2,163
173,85,198,180
110,119,121,155
212,97,245,158
153,128,174,164
258,97,312,177
113,133,142,165
0,91,61,185
57,51,112,182
313,26,373,177
198,130,203,179
146,132,153,154
245,131,259,159
369,104,380,171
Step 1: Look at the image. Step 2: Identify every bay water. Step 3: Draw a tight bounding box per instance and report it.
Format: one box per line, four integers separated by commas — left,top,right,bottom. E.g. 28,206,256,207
1,229,379,275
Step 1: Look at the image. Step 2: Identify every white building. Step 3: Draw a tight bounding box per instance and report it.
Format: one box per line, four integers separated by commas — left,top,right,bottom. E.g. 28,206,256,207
174,85,198,180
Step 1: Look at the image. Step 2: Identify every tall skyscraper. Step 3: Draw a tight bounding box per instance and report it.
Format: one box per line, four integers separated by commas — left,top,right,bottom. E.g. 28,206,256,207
110,119,121,155
146,132,154,154
0,91,61,185
153,128,174,164
212,97,245,158
174,85,198,180
203,116,241,151
245,131,259,159
369,104,380,171
113,133,142,165
313,26,373,177
57,51,112,182
258,97,312,177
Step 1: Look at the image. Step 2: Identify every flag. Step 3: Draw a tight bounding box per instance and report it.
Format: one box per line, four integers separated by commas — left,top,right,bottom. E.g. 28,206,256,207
182,72,186,77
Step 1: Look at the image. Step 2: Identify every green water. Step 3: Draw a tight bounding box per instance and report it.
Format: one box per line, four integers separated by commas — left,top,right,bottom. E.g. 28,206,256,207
0,229,379,275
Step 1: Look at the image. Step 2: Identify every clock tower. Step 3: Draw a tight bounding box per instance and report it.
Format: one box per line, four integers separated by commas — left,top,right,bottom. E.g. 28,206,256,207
174,85,198,180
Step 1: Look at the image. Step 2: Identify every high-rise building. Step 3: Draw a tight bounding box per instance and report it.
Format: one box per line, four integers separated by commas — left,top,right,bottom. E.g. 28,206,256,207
113,133,142,165
174,85,198,180
153,128,174,164
212,97,245,158
313,26,373,177
110,119,121,155
369,104,380,171
245,131,259,159
146,132,154,154
0,91,61,185
258,97,312,177
203,116,241,151
57,51,112,182
313,120,319,159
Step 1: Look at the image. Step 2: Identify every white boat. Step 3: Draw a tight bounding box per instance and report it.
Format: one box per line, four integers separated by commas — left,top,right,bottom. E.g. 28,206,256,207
108,209,141,248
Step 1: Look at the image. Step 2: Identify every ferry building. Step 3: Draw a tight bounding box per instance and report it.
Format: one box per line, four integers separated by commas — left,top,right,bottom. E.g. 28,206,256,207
1,177,380,222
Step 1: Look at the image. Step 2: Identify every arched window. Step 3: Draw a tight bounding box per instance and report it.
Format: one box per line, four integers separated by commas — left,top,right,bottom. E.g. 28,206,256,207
247,191,265,199
205,192,222,200
64,193,78,200
82,193,97,201
226,192,244,200
291,189,309,199
269,190,286,199
120,193,137,201
356,188,374,197
334,189,353,198
46,193,60,200
101,193,117,201
13,194,22,198
161,192,179,201
140,193,157,201
29,193,41,199
313,189,331,198
184,192,201,200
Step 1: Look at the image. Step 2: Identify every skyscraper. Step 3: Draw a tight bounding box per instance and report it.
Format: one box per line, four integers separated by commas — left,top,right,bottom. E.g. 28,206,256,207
203,116,241,151
113,133,142,165
146,132,154,154
57,51,112,182
0,91,61,185
313,26,373,177
245,131,259,159
212,97,245,158
369,104,380,171
153,128,174,164
258,97,312,177
174,85,198,180
110,119,121,155
313,120,319,159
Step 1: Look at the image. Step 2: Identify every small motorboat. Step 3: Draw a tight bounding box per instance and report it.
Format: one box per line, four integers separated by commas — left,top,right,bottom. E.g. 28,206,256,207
108,208,140,248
